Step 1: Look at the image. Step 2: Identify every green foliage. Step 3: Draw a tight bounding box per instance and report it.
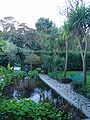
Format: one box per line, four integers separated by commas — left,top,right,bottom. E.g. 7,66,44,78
69,72,83,85
68,52,90,70
35,17,53,34
0,67,25,94
67,52,82,71
35,67,42,73
41,54,65,72
0,79,5,94
0,75,12,94
0,66,4,76
41,54,54,72
77,71,90,98
58,51,90,71
48,71,63,80
12,70,25,81
0,41,18,67
7,63,11,71
28,69,39,79
0,54,9,67
7,62,12,74
24,54,41,66
41,51,90,72
0,40,6,53
0,99,64,120
68,5,90,36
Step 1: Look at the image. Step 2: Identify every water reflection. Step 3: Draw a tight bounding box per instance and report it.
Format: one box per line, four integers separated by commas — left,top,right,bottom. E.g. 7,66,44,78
11,79,61,106
28,88,41,103
12,87,57,104
13,90,21,99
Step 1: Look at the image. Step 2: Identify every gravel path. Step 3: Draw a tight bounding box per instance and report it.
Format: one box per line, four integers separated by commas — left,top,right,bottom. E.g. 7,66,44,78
39,74,90,119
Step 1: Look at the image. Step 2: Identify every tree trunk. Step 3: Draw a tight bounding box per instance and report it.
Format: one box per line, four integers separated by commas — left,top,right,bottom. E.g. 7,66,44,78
82,57,86,85
82,38,87,85
78,37,87,86
53,41,57,72
64,39,68,78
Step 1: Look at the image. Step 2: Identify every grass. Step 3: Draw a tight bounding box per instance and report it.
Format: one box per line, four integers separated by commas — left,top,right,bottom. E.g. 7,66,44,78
66,71,90,97
66,71,90,91
48,71,90,98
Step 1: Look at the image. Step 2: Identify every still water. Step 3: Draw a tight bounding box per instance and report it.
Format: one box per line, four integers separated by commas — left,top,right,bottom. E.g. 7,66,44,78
11,79,62,105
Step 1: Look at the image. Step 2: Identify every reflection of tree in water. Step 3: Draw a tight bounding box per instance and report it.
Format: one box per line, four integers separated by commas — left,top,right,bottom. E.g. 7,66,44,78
24,64,30,73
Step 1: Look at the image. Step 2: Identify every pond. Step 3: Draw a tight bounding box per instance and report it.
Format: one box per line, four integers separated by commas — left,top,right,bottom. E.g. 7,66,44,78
3,78,61,106
14,80,61,105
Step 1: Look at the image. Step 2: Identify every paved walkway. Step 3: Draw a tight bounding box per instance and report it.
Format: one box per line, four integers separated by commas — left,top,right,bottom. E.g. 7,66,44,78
39,74,90,119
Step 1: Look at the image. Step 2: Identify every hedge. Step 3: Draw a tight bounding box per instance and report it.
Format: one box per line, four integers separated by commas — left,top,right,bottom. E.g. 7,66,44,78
67,52,90,71
41,51,90,71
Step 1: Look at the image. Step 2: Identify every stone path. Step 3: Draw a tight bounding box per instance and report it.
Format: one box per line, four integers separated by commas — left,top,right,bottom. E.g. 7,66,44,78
39,74,90,119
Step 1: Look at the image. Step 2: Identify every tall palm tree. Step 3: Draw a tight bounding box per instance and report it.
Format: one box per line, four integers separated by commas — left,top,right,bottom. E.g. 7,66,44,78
67,5,90,85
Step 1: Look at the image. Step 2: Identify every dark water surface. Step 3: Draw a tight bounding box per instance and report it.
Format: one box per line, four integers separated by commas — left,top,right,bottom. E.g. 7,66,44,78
6,79,61,105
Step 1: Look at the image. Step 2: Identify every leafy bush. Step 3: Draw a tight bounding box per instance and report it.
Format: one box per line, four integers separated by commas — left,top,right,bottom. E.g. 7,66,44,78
0,74,12,95
28,69,39,79
67,52,82,71
7,63,11,71
0,66,26,94
0,40,6,53
24,54,41,66
0,79,5,94
68,52,90,70
35,67,42,73
0,66,5,76
42,51,90,71
12,70,25,82
41,54,65,72
0,54,9,67
48,71,63,80
0,99,64,120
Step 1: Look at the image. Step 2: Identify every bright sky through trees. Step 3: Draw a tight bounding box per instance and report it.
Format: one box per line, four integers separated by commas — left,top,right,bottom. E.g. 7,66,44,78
0,0,90,28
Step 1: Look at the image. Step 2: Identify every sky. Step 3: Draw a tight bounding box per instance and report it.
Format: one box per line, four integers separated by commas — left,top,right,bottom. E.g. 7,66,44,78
0,0,90,28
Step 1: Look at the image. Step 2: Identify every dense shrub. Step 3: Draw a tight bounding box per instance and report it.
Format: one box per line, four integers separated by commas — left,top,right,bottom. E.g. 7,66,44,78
0,67,26,95
24,54,41,65
0,99,63,120
0,54,9,67
41,54,54,72
41,54,65,72
67,52,82,71
0,73,12,95
42,52,90,71
67,52,90,71
28,69,39,79
48,71,63,80
86,53,90,70
12,70,25,81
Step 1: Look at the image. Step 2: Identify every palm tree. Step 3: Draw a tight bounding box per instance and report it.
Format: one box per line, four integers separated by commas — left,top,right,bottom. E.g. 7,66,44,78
67,5,90,85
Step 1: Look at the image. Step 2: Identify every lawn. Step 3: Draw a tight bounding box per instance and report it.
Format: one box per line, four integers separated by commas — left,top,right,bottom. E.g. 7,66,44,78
66,71,90,91
61,71,90,92
48,71,90,97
